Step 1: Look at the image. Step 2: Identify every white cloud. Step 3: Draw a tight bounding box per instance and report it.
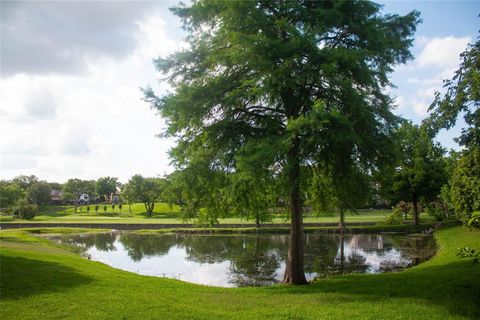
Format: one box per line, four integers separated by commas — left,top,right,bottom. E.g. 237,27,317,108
417,36,470,69
0,7,181,182
413,101,429,116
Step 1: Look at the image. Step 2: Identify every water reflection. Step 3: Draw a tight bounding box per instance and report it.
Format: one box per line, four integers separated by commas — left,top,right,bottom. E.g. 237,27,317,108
50,233,436,287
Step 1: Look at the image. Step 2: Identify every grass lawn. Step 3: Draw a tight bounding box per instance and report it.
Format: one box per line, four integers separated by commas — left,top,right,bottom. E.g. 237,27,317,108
0,226,479,319
0,204,432,225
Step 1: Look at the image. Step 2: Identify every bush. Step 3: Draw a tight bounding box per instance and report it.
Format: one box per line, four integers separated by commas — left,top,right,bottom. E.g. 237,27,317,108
425,201,452,222
13,199,38,220
103,205,107,212
86,206,90,213
382,206,404,225
95,204,99,213
467,211,480,229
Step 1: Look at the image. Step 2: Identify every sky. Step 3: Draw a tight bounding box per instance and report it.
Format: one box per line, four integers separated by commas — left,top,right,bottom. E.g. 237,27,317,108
0,1,479,183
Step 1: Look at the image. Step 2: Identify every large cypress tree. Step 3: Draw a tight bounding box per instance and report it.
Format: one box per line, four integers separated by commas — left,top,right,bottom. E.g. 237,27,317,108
145,0,419,284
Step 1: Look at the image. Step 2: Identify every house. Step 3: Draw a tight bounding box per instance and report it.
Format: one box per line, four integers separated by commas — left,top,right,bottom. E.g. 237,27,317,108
107,186,122,204
50,190,63,203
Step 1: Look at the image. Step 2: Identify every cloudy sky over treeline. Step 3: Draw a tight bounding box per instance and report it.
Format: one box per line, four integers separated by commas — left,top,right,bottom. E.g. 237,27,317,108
1,1,479,182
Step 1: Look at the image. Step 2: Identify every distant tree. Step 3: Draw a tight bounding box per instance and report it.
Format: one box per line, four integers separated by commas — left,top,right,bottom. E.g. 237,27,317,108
96,177,118,202
0,181,25,208
125,175,164,217
12,175,38,190
48,182,63,191
86,206,90,214
26,181,51,206
14,199,38,220
95,204,99,214
118,203,123,213
388,122,447,225
103,205,107,213
63,179,96,213
307,164,371,231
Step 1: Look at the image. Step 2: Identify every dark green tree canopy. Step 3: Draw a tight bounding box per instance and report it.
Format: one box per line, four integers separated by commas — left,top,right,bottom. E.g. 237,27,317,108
145,0,419,284
96,177,118,199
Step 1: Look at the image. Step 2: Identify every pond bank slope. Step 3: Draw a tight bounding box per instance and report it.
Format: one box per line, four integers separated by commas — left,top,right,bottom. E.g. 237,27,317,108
0,226,479,319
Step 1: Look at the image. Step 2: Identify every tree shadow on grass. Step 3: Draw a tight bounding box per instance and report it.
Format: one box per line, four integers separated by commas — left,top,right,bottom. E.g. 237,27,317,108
267,260,480,318
0,255,94,300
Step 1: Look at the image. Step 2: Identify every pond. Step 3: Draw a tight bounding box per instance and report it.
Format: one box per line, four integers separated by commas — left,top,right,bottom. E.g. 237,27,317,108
50,232,436,287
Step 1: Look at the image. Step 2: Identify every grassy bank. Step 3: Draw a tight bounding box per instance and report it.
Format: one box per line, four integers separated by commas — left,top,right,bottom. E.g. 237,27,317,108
1,204,432,225
1,226,479,319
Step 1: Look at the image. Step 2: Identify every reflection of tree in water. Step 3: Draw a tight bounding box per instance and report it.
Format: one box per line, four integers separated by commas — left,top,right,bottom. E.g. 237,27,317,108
304,234,339,277
184,235,286,286
118,234,182,262
386,234,436,266
53,233,117,253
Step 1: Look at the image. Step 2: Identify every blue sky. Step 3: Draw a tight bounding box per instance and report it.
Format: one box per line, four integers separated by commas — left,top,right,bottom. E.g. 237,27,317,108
381,1,479,150
1,1,478,182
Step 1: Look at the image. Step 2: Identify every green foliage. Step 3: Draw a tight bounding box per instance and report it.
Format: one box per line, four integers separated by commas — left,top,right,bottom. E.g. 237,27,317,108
14,199,38,220
26,181,51,206
95,204,99,213
425,200,452,222
12,175,38,190
96,177,118,200
426,34,480,149
384,122,447,224
382,203,406,225
124,175,164,216
63,179,96,202
456,246,479,263
467,212,480,229
0,181,25,208
103,205,107,212
144,1,419,255
450,148,480,228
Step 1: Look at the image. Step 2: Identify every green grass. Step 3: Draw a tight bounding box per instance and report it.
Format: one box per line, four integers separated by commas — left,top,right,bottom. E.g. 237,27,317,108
0,204,433,225
1,226,479,319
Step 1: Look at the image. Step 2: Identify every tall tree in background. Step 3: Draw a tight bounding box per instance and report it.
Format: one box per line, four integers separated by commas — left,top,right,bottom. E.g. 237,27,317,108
12,175,38,190
96,177,118,202
63,179,96,212
27,181,51,206
145,1,419,284
389,122,446,225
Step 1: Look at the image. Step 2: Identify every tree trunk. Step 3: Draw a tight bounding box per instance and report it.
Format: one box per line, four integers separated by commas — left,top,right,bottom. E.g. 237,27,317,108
283,137,308,285
255,214,260,228
412,198,419,225
339,233,345,274
338,209,345,233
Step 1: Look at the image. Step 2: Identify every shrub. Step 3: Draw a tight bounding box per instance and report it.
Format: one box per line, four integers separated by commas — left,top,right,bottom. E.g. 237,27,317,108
382,206,404,225
103,205,107,212
119,203,123,212
111,204,115,211
86,206,90,213
13,199,38,220
425,201,452,221
95,204,99,214
393,201,412,220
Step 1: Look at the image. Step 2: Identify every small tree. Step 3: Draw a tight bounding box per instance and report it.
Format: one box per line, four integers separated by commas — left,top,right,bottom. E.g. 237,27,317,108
111,204,115,212
389,122,447,225
86,206,90,214
95,204,99,214
118,203,123,213
103,205,107,213
125,175,164,217
14,199,38,220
